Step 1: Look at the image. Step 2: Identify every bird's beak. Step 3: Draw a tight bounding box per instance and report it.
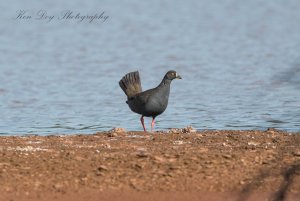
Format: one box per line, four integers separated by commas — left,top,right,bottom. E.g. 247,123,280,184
176,74,182,79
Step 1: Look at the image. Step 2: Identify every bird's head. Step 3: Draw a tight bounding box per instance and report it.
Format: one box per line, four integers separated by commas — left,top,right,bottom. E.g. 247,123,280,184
164,70,182,80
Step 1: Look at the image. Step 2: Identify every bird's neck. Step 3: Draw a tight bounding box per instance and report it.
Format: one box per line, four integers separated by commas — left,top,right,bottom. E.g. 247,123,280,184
159,78,172,87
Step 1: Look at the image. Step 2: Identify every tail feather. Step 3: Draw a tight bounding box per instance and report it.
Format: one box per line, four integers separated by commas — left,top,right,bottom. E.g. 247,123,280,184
119,71,142,98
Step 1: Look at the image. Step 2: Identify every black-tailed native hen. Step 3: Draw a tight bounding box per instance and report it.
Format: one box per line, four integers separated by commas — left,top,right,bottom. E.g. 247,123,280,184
119,70,181,132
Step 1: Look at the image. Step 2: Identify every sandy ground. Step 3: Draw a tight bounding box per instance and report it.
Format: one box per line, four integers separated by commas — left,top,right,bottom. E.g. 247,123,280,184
0,128,299,201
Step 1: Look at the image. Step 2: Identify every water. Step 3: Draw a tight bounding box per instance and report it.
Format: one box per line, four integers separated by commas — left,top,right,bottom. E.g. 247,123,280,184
0,0,299,135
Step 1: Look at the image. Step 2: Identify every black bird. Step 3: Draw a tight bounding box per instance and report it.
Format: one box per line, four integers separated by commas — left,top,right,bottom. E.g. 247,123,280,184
119,70,182,132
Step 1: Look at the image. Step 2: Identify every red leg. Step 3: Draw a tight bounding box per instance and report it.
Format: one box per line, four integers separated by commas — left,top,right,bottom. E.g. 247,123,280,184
140,116,146,132
151,117,155,132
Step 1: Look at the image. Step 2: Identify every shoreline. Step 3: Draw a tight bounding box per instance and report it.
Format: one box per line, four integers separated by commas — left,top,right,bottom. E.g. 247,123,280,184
0,129,299,201
1,127,300,137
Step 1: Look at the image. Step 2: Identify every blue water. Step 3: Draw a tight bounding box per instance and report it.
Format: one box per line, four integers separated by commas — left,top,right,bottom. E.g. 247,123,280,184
0,0,300,135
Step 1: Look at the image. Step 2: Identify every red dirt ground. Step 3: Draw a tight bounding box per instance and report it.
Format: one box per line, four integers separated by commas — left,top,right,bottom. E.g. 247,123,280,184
0,128,299,201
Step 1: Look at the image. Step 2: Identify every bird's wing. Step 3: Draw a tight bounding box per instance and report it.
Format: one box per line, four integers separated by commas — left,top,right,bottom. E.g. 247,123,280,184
133,88,155,105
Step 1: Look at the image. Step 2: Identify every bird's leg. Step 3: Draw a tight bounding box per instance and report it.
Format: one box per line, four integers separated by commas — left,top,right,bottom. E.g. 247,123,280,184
151,117,155,132
140,116,146,132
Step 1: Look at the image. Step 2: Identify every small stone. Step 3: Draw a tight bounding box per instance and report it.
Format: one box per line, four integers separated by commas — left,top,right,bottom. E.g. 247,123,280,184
153,156,165,162
34,181,42,189
204,175,214,179
241,159,247,165
199,148,208,153
136,152,148,158
107,132,118,137
133,163,143,170
262,160,270,164
182,126,196,133
254,156,261,163
136,148,148,158
222,143,230,147
293,150,300,156
247,141,260,146
130,179,140,189
222,154,232,159
168,128,182,134
97,165,108,171
102,143,111,149
95,171,103,176
266,128,276,135
109,128,126,133
173,140,184,145
267,128,276,132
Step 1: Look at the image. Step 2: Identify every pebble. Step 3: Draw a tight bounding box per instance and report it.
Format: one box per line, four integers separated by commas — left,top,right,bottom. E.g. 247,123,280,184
109,128,126,133
168,128,182,134
107,132,118,137
293,150,300,156
133,163,143,170
97,165,108,171
182,126,197,133
222,154,232,159
247,141,260,146
199,148,208,153
153,156,165,162
137,152,148,158
222,143,230,147
173,140,184,145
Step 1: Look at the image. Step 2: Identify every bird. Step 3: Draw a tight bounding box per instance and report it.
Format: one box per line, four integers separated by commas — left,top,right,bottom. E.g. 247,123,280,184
119,70,182,132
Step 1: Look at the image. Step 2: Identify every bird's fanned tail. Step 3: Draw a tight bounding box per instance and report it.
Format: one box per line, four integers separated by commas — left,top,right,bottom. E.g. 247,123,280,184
119,71,142,98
